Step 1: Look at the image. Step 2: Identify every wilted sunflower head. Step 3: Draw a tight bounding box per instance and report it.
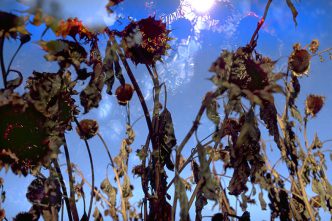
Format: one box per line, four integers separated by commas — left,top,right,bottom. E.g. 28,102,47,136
26,177,62,210
115,84,134,105
0,90,53,175
0,11,29,39
289,48,311,77
76,119,99,140
305,94,325,117
209,48,272,92
121,16,171,65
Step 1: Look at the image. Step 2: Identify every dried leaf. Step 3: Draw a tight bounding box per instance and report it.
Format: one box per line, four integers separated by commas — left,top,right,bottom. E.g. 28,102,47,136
259,191,267,210
6,70,23,90
309,133,323,150
286,0,298,26
205,92,220,125
159,108,176,171
175,176,190,221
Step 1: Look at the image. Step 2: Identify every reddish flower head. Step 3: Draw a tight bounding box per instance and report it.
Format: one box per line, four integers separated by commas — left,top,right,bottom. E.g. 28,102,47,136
76,119,99,139
305,94,325,117
121,17,171,65
289,49,311,76
115,84,134,105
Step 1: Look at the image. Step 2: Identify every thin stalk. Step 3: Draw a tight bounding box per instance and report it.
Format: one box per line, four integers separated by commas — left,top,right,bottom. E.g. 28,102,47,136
249,0,273,48
74,118,94,221
188,179,204,211
109,35,153,139
97,132,127,221
63,141,79,221
0,37,7,88
296,171,315,220
53,159,73,221
167,139,214,190
61,199,64,221
6,43,22,77
74,167,114,208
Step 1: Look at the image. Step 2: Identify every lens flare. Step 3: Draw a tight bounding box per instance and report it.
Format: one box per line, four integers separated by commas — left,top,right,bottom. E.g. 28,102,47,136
189,0,215,13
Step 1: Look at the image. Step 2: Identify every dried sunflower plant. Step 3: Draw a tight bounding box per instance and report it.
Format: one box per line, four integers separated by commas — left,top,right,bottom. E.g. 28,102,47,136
0,0,332,221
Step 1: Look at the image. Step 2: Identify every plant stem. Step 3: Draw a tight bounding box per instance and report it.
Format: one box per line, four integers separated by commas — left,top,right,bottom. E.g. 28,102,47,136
97,132,127,221
188,179,204,210
63,141,79,221
74,166,114,208
53,159,73,221
109,35,154,139
249,0,273,48
6,43,22,77
167,139,214,190
0,37,7,88
296,171,315,220
74,118,94,221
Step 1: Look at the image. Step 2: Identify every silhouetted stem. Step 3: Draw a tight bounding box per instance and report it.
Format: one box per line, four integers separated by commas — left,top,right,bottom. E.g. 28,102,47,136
6,43,22,77
0,37,7,88
109,35,153,141
74,118,94,221
249,0,273,48
63,141,79,221
53,159,73,221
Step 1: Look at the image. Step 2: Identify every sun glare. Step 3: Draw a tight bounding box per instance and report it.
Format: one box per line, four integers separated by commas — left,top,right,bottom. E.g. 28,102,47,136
189,0,215,13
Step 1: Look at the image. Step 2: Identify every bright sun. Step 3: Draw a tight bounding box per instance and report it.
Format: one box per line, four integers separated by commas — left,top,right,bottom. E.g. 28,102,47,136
189,0,215,13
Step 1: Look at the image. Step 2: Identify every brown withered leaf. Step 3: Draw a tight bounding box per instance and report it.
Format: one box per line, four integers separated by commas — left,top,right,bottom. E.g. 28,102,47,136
309,133,323,150
175,176,190,221
93,207,103,221
197,143,220,201
159,108,176,171
259,191,267,210
205,92,220,126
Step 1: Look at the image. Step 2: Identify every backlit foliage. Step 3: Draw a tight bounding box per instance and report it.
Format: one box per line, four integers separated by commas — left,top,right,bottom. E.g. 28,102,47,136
0,0,331,221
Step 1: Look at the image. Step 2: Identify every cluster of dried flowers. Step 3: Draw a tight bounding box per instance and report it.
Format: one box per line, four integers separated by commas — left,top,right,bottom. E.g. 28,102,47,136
0,0,332,221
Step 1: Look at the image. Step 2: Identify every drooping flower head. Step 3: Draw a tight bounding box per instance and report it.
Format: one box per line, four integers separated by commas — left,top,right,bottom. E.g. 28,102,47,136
209,47,274,92
121,17,172,65
289,48,311,77
76,119,99,140
305,94,325,117
115,84,134,105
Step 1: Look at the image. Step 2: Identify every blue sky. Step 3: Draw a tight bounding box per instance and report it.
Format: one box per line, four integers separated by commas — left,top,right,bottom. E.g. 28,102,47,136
1,0,332,220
